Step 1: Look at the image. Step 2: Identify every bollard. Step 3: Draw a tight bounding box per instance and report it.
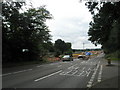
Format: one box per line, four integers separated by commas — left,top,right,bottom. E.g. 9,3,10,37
107,58,111,65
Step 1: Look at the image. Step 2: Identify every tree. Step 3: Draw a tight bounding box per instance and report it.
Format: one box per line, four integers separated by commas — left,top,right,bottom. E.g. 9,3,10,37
54,39,72,56
54,39,66,55
2,1,52,63
85,2,120,57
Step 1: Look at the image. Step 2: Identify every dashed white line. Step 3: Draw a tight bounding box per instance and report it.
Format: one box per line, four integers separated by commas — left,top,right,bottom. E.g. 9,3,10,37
97,65,103,82
87,61,100,88
34,70,62,82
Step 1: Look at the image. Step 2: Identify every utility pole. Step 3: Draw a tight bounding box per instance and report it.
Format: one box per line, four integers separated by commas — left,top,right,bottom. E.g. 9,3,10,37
83,43,85,50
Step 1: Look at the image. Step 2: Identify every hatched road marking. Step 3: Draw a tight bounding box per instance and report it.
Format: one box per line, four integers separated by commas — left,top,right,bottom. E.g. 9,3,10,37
34,70,62,82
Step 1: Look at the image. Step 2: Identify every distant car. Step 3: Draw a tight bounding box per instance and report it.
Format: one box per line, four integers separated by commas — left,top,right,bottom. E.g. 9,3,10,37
62,55,73,61
78,55,86,59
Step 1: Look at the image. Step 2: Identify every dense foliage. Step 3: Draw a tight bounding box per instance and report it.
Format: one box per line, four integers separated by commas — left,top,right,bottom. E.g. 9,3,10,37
2,1,53,63
85,2,120,58
54,39,72,57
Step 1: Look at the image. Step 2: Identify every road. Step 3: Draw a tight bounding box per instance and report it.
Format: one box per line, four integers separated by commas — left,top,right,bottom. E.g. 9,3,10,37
2,53,119,88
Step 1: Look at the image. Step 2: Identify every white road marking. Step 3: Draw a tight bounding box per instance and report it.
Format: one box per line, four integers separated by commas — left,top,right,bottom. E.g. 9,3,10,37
72,70,78,75
59,72,66,75
86,61,100,88
36,65,42,67
75,67,79,70
1,73,12,76
50,63,54,65
97,65,103,82
86,71,91,77
65,70,73,75
58,65,62,67
78,67,85,76
68,64,78,69
13,69,32,74
2,69,33,77
34,70,62,82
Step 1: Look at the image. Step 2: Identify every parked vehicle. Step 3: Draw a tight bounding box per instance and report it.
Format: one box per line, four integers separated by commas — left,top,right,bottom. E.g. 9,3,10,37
62,55,73,61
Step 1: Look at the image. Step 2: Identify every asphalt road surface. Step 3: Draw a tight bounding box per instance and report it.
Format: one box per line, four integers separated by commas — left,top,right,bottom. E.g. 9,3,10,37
2,53,119,88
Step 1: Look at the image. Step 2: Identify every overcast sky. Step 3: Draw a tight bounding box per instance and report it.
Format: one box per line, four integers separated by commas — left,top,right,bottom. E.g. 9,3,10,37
27,0,101,49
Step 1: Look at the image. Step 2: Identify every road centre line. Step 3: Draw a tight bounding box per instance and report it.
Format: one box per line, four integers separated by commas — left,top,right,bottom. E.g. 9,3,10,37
34,70,62,82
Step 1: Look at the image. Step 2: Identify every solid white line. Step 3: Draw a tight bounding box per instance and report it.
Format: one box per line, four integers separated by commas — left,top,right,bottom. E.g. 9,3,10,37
2,73,12,76
34,70,62,82
2,69,33,77
13,69,32,74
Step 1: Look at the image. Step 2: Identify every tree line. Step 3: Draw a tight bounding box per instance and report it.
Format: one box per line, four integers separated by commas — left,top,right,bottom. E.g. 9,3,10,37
2,1,72,64
85,1,120,59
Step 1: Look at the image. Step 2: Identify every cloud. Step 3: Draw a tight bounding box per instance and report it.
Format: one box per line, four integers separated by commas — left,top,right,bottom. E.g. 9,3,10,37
29,0,101,49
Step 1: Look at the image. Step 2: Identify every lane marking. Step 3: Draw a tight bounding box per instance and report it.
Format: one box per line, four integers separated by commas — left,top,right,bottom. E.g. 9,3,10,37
34,70,62,82
59,72,66,75
1,73,12,76
68,64,78,69
13,69,32,74
2,69,33,77
75,67,79,70
58,65,62,67
97,65,103,82
86,61,100,88
72,70,78,75
65,70,73,75
86,71,91,77
78,67,85,76
37,65,42,67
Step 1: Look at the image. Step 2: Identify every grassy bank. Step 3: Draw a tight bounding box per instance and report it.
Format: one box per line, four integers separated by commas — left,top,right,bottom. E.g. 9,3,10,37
105,51,120,60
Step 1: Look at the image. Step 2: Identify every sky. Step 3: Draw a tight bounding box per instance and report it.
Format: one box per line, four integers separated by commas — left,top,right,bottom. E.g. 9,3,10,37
26,0,101,49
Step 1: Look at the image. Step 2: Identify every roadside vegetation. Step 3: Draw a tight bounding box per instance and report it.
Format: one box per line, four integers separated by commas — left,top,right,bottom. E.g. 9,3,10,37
85,2,120,60
2,1,72,67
